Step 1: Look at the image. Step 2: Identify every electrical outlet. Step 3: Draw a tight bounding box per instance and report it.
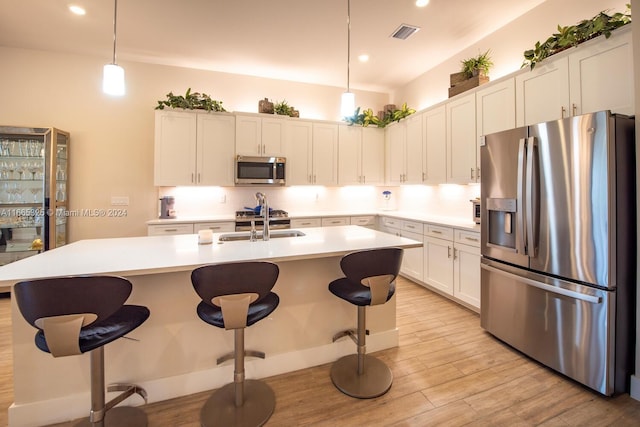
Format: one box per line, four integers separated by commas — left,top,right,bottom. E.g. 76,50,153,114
111,196,129,206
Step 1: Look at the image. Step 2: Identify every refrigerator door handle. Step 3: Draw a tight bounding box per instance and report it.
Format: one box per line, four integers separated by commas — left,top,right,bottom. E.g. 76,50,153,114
525,136,537,257
481,263,602,304
516,138,527,255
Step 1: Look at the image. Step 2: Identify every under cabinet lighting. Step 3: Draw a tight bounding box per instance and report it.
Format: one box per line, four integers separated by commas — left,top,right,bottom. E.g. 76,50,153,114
416,0,430,7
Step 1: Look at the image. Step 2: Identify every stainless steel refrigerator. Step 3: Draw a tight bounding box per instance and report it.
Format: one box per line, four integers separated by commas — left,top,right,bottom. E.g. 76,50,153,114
479,110,635,396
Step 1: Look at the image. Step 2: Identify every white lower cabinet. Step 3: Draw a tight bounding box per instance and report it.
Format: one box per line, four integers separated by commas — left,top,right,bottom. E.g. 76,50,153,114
381,217,423,282
193,222,235,233
147,223,194,236
290,218,321,228
321,217,349,227
148,221,235,236
350,215,375,228
423,225,480,310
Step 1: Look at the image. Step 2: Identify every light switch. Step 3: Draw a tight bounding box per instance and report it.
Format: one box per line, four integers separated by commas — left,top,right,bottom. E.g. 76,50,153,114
111,196,129,206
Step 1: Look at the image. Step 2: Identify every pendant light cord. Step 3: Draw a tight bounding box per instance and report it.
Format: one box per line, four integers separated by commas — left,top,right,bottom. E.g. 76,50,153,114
346,0,351,92
112,0,118,65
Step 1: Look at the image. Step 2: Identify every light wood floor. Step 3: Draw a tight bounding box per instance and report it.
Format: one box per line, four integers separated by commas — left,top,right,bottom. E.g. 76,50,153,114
2,278,640,426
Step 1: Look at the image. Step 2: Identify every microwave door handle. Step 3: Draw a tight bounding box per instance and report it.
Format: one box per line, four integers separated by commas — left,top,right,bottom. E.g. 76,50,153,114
525,137,538,257
516,137,527,255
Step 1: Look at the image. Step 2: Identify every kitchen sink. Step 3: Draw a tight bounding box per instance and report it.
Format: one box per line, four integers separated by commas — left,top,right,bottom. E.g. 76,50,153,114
218,230,306,242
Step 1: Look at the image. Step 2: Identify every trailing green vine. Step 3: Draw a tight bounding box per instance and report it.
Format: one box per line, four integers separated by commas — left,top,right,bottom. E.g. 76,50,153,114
522,4,631,70
155,88,227,112
344,103,416,128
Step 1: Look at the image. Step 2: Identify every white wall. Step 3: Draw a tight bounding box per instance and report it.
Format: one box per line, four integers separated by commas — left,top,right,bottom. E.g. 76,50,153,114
393,0,630,110
0,47,388,240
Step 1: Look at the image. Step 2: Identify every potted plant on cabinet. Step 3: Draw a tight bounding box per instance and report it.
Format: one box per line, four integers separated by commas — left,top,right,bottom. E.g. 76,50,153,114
449,50,493,98
155,88,226,112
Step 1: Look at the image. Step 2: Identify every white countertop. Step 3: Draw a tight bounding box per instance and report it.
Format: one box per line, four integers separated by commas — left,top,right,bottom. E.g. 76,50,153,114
147,210,480,232
0,225,422,288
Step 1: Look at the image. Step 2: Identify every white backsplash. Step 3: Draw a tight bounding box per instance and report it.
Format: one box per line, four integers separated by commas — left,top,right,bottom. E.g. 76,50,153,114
158,184,480,220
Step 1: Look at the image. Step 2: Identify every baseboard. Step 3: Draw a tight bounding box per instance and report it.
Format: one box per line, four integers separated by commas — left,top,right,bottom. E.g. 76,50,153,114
8,329,398,427
630,374,640,401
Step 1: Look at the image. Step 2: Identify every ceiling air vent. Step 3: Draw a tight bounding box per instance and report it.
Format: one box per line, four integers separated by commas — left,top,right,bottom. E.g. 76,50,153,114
390,24,420,40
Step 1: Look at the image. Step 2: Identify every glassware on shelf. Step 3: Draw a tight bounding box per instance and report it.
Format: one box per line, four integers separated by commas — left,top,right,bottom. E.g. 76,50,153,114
0,139,9,156
29,187,41,203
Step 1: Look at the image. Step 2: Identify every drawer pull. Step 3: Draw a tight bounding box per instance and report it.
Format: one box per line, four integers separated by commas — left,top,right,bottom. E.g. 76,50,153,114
464,236,479,242
164,229,178,232
432,230,442,234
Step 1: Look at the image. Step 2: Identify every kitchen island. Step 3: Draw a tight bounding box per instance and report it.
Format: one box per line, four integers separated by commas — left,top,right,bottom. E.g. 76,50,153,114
0,225,421,427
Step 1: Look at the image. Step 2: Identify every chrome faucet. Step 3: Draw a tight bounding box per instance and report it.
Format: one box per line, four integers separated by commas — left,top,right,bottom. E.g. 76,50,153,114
255,192,269,241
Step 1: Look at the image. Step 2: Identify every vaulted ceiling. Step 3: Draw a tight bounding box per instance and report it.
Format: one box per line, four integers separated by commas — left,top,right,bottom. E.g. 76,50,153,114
0,0,548,93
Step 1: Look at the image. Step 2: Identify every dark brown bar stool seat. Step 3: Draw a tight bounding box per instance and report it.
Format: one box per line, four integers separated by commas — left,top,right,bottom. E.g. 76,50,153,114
328,247,403,399
13,276,150,427
191,261,280,427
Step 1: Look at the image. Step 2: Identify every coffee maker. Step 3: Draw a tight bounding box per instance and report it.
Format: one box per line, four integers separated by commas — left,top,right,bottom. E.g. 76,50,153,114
159,196,176,219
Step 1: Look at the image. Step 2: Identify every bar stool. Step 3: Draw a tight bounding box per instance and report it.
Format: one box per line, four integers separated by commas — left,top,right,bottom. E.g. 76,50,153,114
191,261,280,427
13,276,150,427
328,247,403,399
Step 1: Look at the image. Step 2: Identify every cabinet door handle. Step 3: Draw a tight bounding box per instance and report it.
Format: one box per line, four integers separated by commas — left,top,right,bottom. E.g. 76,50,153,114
308,175,312,183
197,172,201,183
470,168,474,179
477,167,481,179
191,173,195,183
453,248,458,260
561,106,566,118
422,172,426,181
448,246,452,258
572,103,577,116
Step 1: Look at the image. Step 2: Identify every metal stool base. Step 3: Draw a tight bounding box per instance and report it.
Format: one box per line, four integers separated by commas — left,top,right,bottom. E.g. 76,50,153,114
74,406,147,427
201,379,275,427
330,354,393,399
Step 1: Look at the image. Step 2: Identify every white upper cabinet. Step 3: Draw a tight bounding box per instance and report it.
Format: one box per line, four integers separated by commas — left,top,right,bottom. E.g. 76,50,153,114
446,92,477,184
338,126,384,185
515,58,570,126
235,114,285,156
423,106,447,185
284,120,313,185
154,110,235,186
338,125,361,185
197,114,235,185
385,122,406,185
476,78,516,181
404,114,425,184
568,29,633,117
311,123,339,185
360,127,385,185
385,115,423,185
516,28,633,126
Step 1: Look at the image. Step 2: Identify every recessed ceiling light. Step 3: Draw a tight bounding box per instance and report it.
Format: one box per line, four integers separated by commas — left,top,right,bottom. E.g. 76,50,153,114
416,0,430,6
358,54,369,62
69,5,86,15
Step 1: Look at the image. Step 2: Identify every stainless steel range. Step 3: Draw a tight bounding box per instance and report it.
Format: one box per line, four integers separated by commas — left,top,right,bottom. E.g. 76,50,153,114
235,209,290,231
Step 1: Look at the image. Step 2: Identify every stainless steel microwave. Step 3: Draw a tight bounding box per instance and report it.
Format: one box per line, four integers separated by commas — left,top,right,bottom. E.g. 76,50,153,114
235,155,286,186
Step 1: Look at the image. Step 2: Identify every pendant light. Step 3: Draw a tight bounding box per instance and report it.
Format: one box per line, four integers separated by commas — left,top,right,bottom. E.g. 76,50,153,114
340,0,355,118
102,0,125,96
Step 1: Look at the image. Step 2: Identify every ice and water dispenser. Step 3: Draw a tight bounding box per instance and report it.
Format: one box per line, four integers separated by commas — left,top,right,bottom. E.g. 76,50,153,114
485,198,517,251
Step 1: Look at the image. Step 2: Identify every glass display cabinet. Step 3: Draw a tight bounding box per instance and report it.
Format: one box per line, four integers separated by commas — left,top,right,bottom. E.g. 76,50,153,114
0,126,69,266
